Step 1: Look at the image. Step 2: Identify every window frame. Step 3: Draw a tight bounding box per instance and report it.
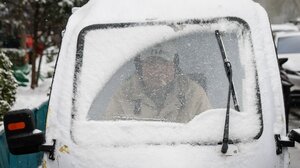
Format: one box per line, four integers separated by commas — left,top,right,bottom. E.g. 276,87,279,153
71,17,263,143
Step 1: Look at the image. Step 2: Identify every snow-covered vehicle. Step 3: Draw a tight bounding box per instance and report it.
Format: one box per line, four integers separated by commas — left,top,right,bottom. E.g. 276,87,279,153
2,0,300,167
271,24,299,33
271,24,299,38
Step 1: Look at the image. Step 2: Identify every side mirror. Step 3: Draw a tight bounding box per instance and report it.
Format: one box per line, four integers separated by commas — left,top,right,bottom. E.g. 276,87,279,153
288,128,300,143
275,129,300,155
4,109,45,155
278,58,288,66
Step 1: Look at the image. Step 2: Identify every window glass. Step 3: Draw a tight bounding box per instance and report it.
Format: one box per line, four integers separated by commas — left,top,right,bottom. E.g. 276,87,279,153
87,29,244,122
72,19,261,145
277,36,300,54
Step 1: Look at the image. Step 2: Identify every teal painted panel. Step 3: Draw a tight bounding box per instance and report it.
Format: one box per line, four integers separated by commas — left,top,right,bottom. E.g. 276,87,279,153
34,101,48,132
0,101,48,168
0,130,9,168
9,153,42,168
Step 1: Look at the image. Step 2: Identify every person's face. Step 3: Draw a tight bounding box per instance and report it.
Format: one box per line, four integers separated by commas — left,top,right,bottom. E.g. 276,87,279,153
141,57,175,90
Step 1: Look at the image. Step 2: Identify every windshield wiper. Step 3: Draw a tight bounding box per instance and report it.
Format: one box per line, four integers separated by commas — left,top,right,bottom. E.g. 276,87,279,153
215,30,240,154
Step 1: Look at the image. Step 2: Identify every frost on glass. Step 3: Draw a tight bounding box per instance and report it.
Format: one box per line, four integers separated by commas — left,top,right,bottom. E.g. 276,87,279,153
86,24,245,123
72,20,261,145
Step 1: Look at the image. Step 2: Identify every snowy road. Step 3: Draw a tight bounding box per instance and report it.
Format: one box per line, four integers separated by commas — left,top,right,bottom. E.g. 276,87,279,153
289,106,300,168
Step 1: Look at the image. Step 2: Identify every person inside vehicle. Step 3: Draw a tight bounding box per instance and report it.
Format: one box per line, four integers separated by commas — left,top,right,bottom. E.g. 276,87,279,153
101,44,211,123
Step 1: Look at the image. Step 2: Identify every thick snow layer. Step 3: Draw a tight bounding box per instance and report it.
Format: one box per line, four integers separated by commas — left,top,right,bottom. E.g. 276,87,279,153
70,0,259,25
271,24,299,32
70,143,270,168
12,79,51,110
73,109,260,147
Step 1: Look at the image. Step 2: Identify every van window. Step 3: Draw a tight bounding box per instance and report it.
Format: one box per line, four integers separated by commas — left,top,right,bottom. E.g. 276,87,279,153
87,29,244,122
71,18,262,145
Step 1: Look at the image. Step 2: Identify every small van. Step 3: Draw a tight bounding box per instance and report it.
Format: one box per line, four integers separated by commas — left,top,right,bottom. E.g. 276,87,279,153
2,0,300,167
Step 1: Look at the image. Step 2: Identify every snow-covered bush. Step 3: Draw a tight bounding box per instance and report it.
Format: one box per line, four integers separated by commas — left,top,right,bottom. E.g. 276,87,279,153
1,48,28,67
0,51,17,121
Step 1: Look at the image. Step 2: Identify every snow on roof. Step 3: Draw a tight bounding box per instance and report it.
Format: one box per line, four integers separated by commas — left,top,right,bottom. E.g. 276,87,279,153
275,31,300,38
274,31,300,46
67,0,263,32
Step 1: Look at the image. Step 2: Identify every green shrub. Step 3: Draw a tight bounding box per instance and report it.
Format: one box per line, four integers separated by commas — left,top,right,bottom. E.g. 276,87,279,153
0,51,18,121
1,48,27,68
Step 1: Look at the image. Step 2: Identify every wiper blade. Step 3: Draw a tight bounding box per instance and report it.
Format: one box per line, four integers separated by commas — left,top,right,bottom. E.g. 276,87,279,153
215,30,240,112
215,30,240,154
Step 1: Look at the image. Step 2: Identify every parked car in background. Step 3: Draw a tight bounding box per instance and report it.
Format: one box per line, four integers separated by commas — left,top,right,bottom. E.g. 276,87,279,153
271,24,299,39
274,32,300,101
271,24,299,33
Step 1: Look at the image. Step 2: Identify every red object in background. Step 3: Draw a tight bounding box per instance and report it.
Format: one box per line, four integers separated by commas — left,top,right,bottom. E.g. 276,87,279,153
25,35,33,49
36,42,45,56
24,35,33,64
25,35,45,56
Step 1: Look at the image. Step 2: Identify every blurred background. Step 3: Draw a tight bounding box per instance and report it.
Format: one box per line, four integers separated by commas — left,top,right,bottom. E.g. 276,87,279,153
256,0,300,23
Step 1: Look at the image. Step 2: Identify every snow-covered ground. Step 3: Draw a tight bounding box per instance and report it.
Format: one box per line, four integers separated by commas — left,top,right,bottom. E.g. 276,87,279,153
12,47,57,110
11,78,51,110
